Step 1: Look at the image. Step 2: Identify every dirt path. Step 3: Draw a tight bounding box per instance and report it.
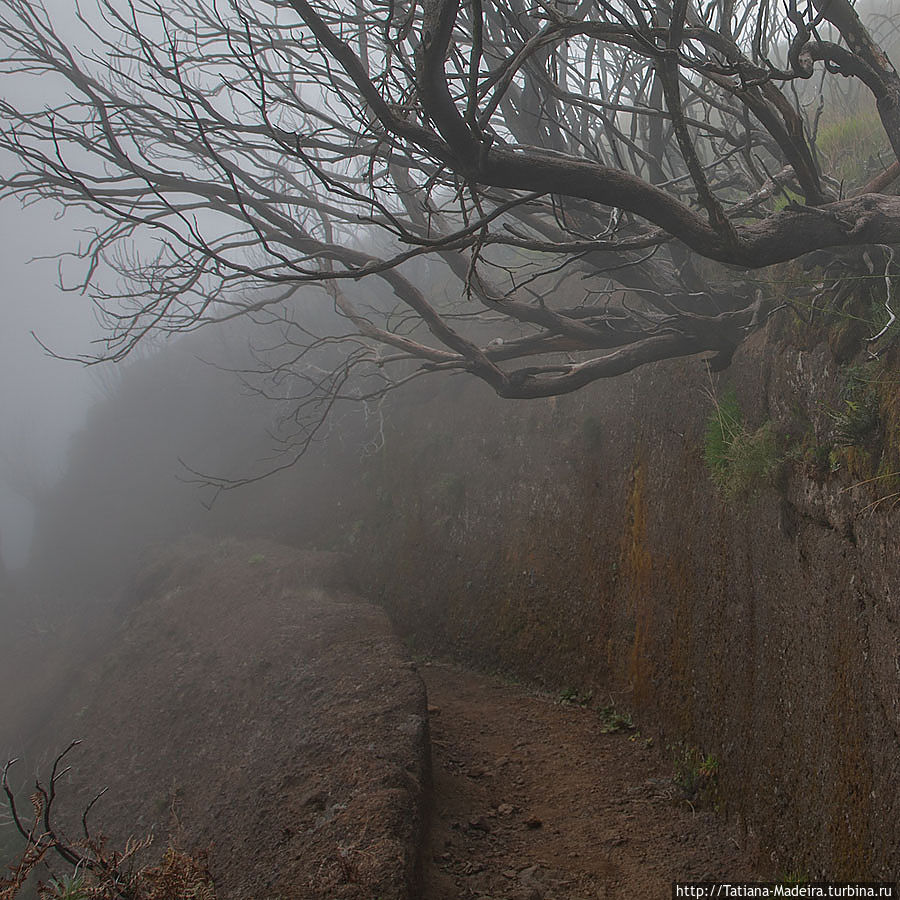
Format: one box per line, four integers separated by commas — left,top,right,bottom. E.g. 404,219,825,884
421,662,760,899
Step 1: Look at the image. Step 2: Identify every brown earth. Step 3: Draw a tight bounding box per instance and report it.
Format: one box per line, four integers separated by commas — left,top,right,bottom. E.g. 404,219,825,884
421,662,760,900
2,539,761,900
2,538,430,900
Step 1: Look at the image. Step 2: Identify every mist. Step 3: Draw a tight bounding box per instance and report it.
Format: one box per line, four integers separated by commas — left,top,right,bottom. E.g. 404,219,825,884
2,0,900,896
0,202,98,568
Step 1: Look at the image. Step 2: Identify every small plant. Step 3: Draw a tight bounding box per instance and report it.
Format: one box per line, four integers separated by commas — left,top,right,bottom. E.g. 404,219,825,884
558,686,593,707
597,705,634,734
704,389,781,500
673,745,719,803
829,367,881,447
247,553,266,565
827,447,844,473
48,873,88,900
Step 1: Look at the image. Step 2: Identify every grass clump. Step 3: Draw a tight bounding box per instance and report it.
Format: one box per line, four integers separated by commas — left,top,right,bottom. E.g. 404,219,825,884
816,108,889,188
47,873,88,900
704,389,781,500
826,366,882,479
597,705,634,734
673,745,719,805
826,362,900,509
829,394,881,447
703,389,741,473
779,869,810,887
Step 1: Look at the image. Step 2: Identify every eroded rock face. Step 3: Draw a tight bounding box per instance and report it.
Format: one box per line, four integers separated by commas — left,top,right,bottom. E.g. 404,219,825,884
350,325,900,879
18,538,430,900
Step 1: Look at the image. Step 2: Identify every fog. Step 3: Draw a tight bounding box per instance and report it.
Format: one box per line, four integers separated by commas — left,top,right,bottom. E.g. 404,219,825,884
2,9,900,900
0,203,98,568
0,0,890,577
0,0,102,569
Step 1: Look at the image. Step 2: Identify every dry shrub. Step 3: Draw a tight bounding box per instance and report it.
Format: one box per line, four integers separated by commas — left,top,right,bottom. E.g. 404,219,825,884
133,846,215,900
1,836,215,900
1,746,215,900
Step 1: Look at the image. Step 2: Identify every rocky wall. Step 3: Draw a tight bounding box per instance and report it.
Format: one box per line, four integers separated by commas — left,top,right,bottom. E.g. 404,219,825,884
351,319,900,880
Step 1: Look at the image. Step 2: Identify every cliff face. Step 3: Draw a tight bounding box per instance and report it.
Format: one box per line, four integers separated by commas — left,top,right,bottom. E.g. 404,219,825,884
11,301,898,880
350,318,900,879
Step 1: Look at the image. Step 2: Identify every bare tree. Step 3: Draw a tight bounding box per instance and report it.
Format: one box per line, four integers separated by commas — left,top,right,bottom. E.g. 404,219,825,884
1,0,899,476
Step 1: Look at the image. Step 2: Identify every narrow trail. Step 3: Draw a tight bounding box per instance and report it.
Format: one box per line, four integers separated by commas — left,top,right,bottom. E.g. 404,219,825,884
420,663,761,899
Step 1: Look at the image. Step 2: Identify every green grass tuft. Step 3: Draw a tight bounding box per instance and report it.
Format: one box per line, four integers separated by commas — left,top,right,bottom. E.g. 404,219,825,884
704,390,781,500
816,109,890,187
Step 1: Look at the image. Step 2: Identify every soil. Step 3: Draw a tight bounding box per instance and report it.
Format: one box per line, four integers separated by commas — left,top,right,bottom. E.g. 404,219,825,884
2,538,430,900
3,540,761,899
421,662,761,900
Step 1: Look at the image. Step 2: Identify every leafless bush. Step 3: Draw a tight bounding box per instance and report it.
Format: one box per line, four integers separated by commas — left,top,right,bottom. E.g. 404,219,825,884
0,743,214,900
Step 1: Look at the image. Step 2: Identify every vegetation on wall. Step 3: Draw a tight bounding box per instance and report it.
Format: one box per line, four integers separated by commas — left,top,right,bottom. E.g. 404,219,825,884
829,367,882,449
703,389,781,501
826,358,900,509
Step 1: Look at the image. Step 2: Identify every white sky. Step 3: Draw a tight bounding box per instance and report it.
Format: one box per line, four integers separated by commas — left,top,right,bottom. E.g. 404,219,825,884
0,199,98,568
0,0,100,567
